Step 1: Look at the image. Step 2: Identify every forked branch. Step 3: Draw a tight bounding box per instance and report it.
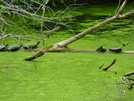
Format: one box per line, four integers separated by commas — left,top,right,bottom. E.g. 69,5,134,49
51,0,130,49
103,59,117,71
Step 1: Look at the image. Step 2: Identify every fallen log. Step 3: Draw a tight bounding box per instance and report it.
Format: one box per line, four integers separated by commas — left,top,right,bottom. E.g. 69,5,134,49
33,47,134,54
24,51,45,61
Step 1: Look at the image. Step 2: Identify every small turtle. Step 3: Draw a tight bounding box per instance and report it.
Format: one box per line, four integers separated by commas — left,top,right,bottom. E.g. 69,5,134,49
109,47,122,53
96,46,107,53
7,44,22,52
23,41,40,49
0,44,8,51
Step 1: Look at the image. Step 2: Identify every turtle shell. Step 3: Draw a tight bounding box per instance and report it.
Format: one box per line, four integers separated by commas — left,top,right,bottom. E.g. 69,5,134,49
23,41,40,49
109,47,122,53
0,44,8,51
7,44,22,51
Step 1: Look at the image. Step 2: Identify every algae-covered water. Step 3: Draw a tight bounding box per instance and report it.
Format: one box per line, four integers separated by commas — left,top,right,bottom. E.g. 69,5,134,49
0,3,134,101
0,52,134,101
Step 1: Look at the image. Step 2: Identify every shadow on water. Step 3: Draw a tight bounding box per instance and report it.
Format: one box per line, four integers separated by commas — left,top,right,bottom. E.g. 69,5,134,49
26,14,111,30
26,13,132,35
72,13,110,22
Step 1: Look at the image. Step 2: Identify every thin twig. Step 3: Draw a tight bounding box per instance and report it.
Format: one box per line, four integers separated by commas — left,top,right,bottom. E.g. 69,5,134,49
100,84,115,101
98,63,104,69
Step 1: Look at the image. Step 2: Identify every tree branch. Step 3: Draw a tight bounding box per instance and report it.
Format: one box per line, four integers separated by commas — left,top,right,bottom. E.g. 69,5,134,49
116,0,128,15
103,59,117,71
123,71,134,76
52,0,129,49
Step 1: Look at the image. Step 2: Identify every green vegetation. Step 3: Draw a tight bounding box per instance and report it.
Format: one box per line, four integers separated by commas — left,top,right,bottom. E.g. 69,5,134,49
0,3,134,101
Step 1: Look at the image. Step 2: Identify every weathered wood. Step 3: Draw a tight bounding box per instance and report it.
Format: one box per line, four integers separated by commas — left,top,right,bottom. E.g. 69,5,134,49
125,77,134,81
103,59,117,71
124,71,134,76
40,26,60,38
24,51,44,61
128,83,134,90
121,77,134,90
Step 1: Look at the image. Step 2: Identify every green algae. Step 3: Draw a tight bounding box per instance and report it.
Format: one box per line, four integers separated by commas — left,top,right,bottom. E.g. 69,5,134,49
0,52,134,101
1,3,134,101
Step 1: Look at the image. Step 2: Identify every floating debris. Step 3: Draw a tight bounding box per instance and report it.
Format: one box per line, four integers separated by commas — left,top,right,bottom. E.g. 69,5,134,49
24,51,44,61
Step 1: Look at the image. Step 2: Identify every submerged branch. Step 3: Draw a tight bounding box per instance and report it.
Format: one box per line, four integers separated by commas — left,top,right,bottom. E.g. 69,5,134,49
103,59,117,71
101,76,134,101
123,71,134,76
98,63,104,69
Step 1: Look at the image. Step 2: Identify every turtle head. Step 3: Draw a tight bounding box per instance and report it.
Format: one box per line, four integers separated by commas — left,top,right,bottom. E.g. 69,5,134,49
36,41,40,45
5,44,8,47
20,44,23,47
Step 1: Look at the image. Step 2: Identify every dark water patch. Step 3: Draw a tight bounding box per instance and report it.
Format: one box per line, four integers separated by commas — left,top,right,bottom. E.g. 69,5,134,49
27,23,57,30
97,24,130,32
70,14,110,23
25,13,132,35
111,24,130,30
63,14,131,33
26,14,110,31
57,14,110,32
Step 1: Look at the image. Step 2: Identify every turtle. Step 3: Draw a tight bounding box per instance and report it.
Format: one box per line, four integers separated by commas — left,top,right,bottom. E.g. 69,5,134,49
96,46,107,53
109,47,122,53
7,44,23,52
23,41,40,49
0,44,8,51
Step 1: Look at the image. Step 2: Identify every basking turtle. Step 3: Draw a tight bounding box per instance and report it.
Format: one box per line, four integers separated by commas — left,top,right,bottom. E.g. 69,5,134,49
0,44,8,51
7,44,22,52
23,41,40,49
109,47,122,53
96,46,107,53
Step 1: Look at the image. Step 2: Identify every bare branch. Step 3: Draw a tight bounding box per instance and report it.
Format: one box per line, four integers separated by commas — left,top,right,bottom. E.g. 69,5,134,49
119,10,134,19
98,63,104,69
116,0,128,15
103,59,117,71
124,71,134,76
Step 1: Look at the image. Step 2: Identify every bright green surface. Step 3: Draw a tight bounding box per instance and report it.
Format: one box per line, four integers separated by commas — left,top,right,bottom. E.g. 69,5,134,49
0,52,134,101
